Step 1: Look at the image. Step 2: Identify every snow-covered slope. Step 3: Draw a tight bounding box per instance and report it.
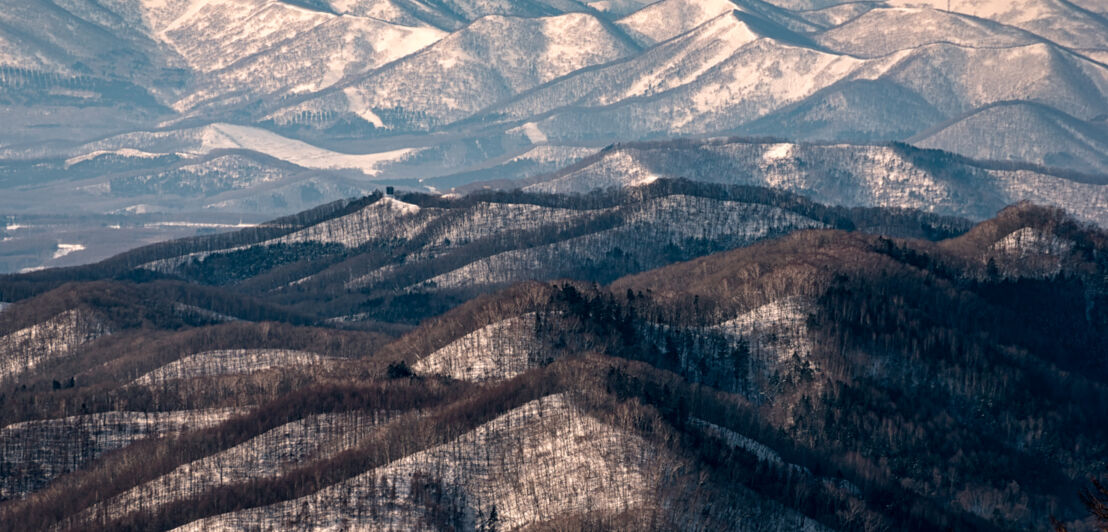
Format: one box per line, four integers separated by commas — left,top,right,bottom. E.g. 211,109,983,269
713,297,815,366
65,410,391,526
3,0,1107,273
910,101,1108,174
174,15,446,112
173,394,667,531
412,313,542,381
887,0,1108,50
131,349,334,385
523,139,1108,227
275,12,636,131
815,7,1036,57
0,408,241,499
47,123,421,177
485,12,765,120
1,198,1104,530
132,188,839,314
274,195,428,247
475,22,1107,147
0,310,108,383
616,0,744,44
414,195,826,291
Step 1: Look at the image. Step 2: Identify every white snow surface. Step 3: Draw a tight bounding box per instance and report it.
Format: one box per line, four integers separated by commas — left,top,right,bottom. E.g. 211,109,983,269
617,0,741,44
274,196,428,248
51,243,86,260
690,418,784,465
516,122,549,144
417,196,824,290
61,123,419,178
3,0,1107,270
198,123,418,176
64,148,171,168
136,196,428,274
525,141,1108,227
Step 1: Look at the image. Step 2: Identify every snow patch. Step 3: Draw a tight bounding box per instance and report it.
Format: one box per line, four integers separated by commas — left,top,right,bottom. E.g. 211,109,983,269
762,143,794,163
131,349,334,385
0,408,243,499
690,418,784,465
377,195,421,215
64,148,169,168
713,297,815,365
991,226,1073,257
617,0,738,44
145,221,257,229
199,123,417,176
343,87,386,128
52,243,85,260
506,145,597,165
273,195,428,248
519,122,548,144
66,411,394,527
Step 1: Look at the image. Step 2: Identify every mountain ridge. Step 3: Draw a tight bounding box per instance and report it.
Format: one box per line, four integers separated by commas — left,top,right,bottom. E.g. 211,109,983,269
1,197,1104,530
4,0,1107,272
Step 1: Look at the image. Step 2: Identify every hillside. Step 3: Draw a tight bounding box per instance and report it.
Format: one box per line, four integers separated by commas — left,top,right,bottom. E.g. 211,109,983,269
910,101,1108,175
516,138,1108,226
0,198,1105,531
0,180,973,326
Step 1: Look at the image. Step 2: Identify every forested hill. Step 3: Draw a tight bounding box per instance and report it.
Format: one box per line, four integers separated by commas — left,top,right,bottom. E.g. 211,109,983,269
0,180,972,327
0,188,1105,530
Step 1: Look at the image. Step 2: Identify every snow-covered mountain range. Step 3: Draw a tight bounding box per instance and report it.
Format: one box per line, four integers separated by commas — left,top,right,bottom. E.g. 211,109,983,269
1,0,1106,272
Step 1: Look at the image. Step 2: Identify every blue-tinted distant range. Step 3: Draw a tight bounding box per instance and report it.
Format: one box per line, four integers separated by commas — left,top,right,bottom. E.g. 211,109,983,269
1,0,1106,272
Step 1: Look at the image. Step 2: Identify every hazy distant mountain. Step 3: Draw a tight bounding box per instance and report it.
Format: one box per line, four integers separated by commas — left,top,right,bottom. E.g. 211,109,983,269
516,138,1108,226
2,0,1106,272
909,101,1108,175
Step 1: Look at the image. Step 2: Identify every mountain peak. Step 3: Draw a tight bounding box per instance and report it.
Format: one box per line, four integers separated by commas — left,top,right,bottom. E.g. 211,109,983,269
617,0,743,44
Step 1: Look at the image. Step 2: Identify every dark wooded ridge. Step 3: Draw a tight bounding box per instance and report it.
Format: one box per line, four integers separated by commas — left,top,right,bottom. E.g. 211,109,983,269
0,192,1104,531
